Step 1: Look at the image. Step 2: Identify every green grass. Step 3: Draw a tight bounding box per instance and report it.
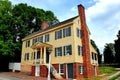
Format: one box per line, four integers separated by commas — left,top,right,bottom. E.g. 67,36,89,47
99,66,117,76
81,66,118,80
110,74,120,80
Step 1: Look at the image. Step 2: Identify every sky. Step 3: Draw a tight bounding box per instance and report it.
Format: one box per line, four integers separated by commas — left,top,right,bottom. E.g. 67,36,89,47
10,0,120,53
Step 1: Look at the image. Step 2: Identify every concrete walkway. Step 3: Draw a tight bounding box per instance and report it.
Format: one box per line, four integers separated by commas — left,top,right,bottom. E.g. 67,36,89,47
102,68,120,80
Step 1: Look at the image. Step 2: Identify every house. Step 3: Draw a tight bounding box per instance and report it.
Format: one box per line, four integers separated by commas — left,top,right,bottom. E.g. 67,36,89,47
21,4,98,79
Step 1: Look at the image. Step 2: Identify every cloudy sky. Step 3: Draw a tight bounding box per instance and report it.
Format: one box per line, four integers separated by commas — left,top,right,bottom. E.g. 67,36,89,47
10,0,120,53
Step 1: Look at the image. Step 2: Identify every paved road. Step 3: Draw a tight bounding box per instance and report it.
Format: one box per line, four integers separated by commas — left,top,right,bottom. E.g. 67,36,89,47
0,74,21,80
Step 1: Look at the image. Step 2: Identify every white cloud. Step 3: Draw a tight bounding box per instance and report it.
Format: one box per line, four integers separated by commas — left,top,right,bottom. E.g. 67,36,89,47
86,0,120,53
71,6,77,12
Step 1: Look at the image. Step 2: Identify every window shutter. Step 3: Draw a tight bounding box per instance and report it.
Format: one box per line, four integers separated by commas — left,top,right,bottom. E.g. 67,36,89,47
48,34,50,42
69,45,72,55
64,46,66,56
55,48,57,57
60,30,62,38
63,29,65,37
60,47,62,56
69,27,71,36
55,31,57,40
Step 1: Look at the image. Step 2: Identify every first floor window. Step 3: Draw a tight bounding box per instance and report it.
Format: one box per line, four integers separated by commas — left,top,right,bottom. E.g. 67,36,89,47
59,64,64,74
24,53,29,61
64,45,72,56
79,66,84,74
55,47,62,57
78,45,82,56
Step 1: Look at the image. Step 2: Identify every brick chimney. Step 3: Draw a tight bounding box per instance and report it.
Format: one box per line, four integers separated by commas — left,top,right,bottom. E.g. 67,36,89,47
78,4,94,78
41,22,48,30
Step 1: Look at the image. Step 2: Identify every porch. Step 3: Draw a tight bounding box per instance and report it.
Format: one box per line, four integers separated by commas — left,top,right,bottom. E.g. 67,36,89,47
31,42,53,65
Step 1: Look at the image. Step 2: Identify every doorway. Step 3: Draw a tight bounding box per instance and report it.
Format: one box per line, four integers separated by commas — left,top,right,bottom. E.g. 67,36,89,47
35,66,40,76
67,63,74,79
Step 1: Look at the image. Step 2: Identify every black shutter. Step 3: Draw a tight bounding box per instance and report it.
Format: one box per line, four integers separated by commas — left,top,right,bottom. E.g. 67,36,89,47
69,45,72,55
55,31,57,40
64,46,66,56
60,30,62,38
69,27,71,36
63,29,65,37
55,48,57,57
60,47,62,56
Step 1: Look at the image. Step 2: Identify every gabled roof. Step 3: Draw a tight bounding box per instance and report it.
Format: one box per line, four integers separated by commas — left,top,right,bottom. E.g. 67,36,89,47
22,15,78,40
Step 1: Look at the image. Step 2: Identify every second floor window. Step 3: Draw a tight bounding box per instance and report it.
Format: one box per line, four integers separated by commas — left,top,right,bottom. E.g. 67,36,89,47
55,30,62,40
26,40,30,47
55,47,62,57
32,38,37,45
45,34,50,42
38,36,43,42
64,45,72,56
63,27,71,37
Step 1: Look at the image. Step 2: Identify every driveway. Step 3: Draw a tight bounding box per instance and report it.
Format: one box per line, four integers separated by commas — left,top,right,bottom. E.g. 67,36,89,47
0,74,21,80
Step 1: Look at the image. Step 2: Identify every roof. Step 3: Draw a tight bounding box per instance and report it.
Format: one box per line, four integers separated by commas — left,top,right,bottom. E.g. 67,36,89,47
22,15,78,40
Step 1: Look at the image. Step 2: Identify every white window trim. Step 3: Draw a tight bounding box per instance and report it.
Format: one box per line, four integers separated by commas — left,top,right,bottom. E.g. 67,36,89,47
59,64,64,75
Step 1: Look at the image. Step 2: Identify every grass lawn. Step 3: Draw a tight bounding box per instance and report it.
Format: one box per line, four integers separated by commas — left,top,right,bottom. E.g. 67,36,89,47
109,74,120,80
82,66,118,80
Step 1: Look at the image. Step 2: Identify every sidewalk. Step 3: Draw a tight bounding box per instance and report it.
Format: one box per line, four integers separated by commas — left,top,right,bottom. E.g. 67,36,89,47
102,68,120,80
0,72,48,80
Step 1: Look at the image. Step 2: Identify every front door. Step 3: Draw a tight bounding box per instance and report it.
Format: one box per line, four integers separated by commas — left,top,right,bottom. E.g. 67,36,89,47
35,66,40,76
67,63,73,79
94,66,97,76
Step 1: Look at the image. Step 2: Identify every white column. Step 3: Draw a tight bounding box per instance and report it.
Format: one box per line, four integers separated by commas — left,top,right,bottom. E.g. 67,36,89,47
44,47,46,64
40,48,43,64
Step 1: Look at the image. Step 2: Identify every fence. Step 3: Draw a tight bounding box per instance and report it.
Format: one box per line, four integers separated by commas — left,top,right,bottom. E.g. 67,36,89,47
9,62,21,72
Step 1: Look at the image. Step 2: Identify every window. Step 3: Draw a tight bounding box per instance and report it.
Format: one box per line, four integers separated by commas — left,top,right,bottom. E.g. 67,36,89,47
92,52,94,60
55,47,62,57
33,52,36,59
77,28,81,38
32,38,37,45
78,19,80,24
26,40,30,47
78,45,82,55
45,34,50,42
38,36,43,42
64,45,72,56
63,27,71,37
59,64,64,74
37,50,40,59
95,54,97,60
24,53,29,61
55,30,62,40
79,66,84,74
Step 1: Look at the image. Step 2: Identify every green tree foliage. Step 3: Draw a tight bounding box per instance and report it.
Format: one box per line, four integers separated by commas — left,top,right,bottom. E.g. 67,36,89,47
91,39,102,64
0,0,59,62
115,30,120,64
103,43,115,64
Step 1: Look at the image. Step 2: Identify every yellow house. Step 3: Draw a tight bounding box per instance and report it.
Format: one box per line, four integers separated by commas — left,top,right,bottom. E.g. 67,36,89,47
21,4,98,79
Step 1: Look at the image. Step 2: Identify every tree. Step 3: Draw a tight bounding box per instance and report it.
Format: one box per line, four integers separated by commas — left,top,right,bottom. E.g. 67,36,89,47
91,40,102,64
103,43,115,64
115,30,120,64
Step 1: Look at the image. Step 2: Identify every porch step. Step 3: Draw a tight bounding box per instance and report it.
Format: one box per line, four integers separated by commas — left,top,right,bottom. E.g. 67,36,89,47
45,64,62,79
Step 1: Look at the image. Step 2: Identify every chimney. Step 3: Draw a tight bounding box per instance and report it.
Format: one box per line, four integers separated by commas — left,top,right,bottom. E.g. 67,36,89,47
41,22,48,30
78,4,95,78
78,4,86,26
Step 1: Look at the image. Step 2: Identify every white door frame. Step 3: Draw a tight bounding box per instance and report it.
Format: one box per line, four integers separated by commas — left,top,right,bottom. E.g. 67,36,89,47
35,66,40,76
66,64,68,79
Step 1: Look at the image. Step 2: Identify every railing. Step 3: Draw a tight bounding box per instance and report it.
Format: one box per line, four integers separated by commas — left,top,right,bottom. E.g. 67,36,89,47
33,58,44,64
